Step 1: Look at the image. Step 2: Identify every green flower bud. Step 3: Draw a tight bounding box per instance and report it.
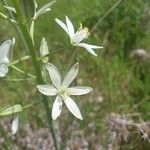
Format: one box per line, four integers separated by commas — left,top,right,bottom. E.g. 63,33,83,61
0,104,23,116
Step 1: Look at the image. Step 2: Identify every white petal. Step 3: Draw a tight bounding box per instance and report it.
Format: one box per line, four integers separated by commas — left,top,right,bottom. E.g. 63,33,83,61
65,16,74,38
85,47,97,56
62,62,79,88
46,63,62,89
76,43,98,56
79,43,103,49
55,18,70,37
37,85,57,96
11,37,15,47
64,96,83,120
0,64,8,77
12,115,19,135
52,95,63,120
0,39,12,64
67,86,93,95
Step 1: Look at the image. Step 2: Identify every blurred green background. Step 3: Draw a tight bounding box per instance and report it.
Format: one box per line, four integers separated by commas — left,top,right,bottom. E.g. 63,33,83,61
0,0,150,149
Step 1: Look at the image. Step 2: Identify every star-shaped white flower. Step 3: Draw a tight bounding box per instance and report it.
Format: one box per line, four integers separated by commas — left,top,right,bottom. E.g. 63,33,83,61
55,16,103,56
37,62,93,120
0,38,15,77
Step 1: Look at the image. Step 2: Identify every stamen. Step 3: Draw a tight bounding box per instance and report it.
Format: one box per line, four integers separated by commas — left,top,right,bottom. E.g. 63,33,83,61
83,27,90,39
58,87,68,97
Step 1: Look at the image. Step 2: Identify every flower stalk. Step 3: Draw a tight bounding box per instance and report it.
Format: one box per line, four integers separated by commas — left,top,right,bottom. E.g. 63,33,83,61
11,0,58,149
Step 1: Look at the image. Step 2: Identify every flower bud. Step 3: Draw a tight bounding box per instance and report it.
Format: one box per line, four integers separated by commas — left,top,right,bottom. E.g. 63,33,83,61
0,104,23,116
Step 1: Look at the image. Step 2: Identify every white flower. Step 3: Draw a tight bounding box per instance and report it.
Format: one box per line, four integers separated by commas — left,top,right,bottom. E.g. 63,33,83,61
12,115,19,135
37,62,93,120
0,38,15,77
55,16,103,56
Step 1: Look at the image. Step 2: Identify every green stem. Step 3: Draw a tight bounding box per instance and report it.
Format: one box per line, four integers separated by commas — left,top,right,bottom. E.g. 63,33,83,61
23,100,42,110
8,44,71,66
5,78,32,82
11,0,58,149
0,12,17,24
128,95,150,112
91,0,123,32
8,55,30,66
38,44,71,61
11,65,36,79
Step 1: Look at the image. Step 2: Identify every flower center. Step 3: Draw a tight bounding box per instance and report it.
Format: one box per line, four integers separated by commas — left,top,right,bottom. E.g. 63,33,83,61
82,27,90,37
58,87,68,98
71,25,90,44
